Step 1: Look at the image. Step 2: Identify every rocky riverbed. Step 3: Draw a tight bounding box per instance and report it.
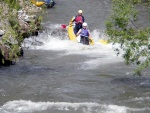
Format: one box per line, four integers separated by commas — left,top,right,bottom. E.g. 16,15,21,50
0,0,43,65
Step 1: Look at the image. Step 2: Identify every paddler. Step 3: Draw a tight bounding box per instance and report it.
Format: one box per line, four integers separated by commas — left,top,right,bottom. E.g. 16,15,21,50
72,10,85,34
76,22,91,45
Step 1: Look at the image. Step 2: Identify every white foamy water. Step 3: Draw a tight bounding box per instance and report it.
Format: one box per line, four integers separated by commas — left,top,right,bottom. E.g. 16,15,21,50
22,24,118,55
0,100,130,113
22,24,123,69
22,24,110,52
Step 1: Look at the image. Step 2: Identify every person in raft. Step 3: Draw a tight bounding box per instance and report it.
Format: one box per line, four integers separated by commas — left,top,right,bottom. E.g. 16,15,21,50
72,10,85,34
76,22,90,45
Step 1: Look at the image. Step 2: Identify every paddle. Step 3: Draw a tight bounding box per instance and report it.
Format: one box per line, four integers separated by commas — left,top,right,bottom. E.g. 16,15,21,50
61,23,75,29
89,37,94,45
61,24,68,29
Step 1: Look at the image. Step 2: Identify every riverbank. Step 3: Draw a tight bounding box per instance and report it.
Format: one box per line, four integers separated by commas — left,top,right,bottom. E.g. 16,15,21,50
0,0,43,66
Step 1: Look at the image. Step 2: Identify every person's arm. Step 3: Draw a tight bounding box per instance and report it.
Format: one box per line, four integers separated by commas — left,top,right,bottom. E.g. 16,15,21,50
76,29,81,36
88,30,91,38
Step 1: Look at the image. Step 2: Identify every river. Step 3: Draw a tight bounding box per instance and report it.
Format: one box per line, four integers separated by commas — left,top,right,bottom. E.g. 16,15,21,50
0,0,150,113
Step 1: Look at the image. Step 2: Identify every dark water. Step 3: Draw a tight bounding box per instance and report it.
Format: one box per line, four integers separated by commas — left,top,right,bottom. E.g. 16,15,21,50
0,0,150,113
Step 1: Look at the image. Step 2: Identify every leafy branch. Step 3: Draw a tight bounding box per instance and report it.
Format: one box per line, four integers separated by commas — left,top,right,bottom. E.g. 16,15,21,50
105,0,150,75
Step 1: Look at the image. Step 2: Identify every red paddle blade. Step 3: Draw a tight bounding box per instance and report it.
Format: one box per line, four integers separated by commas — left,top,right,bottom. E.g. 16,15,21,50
61,24,67,28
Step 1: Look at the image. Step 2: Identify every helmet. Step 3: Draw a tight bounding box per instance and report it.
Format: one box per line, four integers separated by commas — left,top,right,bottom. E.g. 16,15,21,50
82,22,87,27
78,10,83,14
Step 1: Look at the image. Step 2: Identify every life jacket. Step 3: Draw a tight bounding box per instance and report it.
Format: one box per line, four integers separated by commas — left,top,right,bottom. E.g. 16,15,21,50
80,28,89,37
75,15,83,24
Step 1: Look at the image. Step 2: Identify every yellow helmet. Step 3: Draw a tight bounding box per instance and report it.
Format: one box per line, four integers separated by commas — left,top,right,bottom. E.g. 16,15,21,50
78,10,83,14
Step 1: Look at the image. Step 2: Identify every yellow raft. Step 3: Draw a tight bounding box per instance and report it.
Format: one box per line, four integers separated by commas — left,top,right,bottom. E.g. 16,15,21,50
99,39,108,45
67,17,94,45
31,0,45,7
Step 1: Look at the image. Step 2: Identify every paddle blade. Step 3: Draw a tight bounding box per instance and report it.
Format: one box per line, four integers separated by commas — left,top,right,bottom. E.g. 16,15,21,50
89,37,94,45
61,24,67,29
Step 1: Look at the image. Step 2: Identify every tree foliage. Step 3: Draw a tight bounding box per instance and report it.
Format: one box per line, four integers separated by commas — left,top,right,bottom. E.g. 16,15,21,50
106,0,150,75
1,0,21,10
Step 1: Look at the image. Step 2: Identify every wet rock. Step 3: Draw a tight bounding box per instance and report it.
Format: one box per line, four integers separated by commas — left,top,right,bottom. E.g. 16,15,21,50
19,47,24,56
0,0,42,66
0,43,24,65
0,44,10,61
0,30,5,37
17,9,42,38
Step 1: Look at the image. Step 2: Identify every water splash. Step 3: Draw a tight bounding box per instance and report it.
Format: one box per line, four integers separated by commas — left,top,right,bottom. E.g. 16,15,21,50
22,23,123,70
0,100,129,113
22,24,110,52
